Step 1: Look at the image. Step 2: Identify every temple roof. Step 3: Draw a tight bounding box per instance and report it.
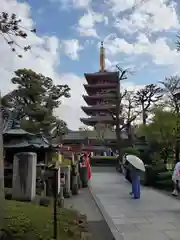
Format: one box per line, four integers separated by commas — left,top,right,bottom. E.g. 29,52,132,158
3,108,51,149
4,128,34,136
4,138,50,149
63,129,128,141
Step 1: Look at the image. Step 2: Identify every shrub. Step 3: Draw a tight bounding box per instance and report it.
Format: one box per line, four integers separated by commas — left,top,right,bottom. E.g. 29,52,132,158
5,188,12,200
3,200,88,240
143,164,167,186
157,171,172,181
155,179,173,190
39,197,51,207
123,147,140,157
91,156,117,160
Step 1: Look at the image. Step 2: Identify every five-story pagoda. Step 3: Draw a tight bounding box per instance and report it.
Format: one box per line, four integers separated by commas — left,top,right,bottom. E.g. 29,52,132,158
80,42,119,129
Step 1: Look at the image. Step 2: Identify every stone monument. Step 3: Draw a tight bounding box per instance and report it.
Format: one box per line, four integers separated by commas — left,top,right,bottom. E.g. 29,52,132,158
12,152,37,201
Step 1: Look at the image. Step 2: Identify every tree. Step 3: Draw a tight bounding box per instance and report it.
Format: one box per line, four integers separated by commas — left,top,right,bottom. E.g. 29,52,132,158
138,107,177,162
176,35,180,52
121,91,138,145
109,67,140,163
0,93,4,226
0,12,36,57
3,69,70,138
134,84,163,125
160,76,180,163
79,126,92,145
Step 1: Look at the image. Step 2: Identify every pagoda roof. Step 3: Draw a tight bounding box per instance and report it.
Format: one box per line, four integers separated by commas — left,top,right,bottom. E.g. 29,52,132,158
84,84,118,95
80,116,116,126
83,94,117,105
84,83,118,89
84,71,119,79
81,105,116,115
84,71,119,84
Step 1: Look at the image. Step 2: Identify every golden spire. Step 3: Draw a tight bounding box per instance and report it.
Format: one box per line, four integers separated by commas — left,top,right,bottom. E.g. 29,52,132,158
100,41,105,72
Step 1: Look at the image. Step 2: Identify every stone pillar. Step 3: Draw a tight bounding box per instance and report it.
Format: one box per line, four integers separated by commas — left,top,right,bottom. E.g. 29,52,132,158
61,165,71,198
12,152,37,201
57,168,61,194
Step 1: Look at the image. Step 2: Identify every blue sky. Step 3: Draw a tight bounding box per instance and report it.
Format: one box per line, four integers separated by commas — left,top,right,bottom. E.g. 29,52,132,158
1,0,180,129
23,0,180,81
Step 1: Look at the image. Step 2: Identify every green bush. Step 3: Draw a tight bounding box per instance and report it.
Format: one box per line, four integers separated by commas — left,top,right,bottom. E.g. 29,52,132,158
157,171,172,181
3,200,88,240
155,179,173,190
143,164,167,186
123,147,140,157
91,156,117,160
39,197,51,207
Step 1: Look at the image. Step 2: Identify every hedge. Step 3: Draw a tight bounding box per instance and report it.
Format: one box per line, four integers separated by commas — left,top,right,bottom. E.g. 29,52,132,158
143,164,171,186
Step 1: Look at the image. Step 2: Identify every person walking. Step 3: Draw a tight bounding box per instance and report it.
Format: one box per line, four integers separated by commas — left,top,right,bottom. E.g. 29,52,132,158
172,161,180,196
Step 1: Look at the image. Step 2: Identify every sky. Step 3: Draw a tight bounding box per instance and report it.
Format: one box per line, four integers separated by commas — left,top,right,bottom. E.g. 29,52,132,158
1,0,180,130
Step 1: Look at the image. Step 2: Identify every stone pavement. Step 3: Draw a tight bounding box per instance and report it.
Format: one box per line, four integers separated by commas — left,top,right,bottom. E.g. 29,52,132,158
64,188,114,240
90,167,180,240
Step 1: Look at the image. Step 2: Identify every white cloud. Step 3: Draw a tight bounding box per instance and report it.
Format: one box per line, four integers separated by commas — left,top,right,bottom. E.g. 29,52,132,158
49,0,91,9
106,0,142,16
77,10,108,38
113,0,179,34
105,58,119,70
104,33,180,66
61,39,83,60
55,73,86,129
0,0,85,130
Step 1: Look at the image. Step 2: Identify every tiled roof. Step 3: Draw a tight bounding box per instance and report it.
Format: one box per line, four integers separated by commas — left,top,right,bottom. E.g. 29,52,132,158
63,129,128,141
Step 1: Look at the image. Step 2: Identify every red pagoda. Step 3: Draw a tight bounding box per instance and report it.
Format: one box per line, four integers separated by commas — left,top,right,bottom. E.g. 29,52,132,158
80,42,119,128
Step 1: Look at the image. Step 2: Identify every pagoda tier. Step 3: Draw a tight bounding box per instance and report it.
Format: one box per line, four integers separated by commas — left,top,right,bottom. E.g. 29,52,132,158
84,83,118,95
80,115,116,126
81,105,116,116
84,71,119,85
83,94,117,105
80,42,120,127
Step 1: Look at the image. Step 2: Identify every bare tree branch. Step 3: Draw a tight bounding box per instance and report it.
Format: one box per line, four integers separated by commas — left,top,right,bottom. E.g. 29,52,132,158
134,84,163,125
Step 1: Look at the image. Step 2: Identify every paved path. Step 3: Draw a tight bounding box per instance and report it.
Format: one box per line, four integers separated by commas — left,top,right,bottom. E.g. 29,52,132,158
90,167,180,240
64,188,114,240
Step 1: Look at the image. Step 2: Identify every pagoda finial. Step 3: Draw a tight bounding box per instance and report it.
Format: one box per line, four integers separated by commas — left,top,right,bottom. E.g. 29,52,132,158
100,41,105,72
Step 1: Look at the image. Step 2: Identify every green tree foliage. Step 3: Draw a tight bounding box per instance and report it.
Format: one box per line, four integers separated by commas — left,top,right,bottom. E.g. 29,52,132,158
0,12,36,57
123,147,140,157
159,76,180,162
138,108,177,160
2,69,70,138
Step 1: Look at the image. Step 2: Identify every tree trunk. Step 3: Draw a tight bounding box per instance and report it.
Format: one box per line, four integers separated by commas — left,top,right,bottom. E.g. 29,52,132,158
127,123,133,147
175,143,179,163
0,93,4,229
175,109,180,163
142,110,146,125
115,81,123,169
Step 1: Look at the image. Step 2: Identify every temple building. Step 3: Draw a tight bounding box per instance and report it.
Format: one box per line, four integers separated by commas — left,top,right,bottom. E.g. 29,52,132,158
62,43,149,155
80,42,119,128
